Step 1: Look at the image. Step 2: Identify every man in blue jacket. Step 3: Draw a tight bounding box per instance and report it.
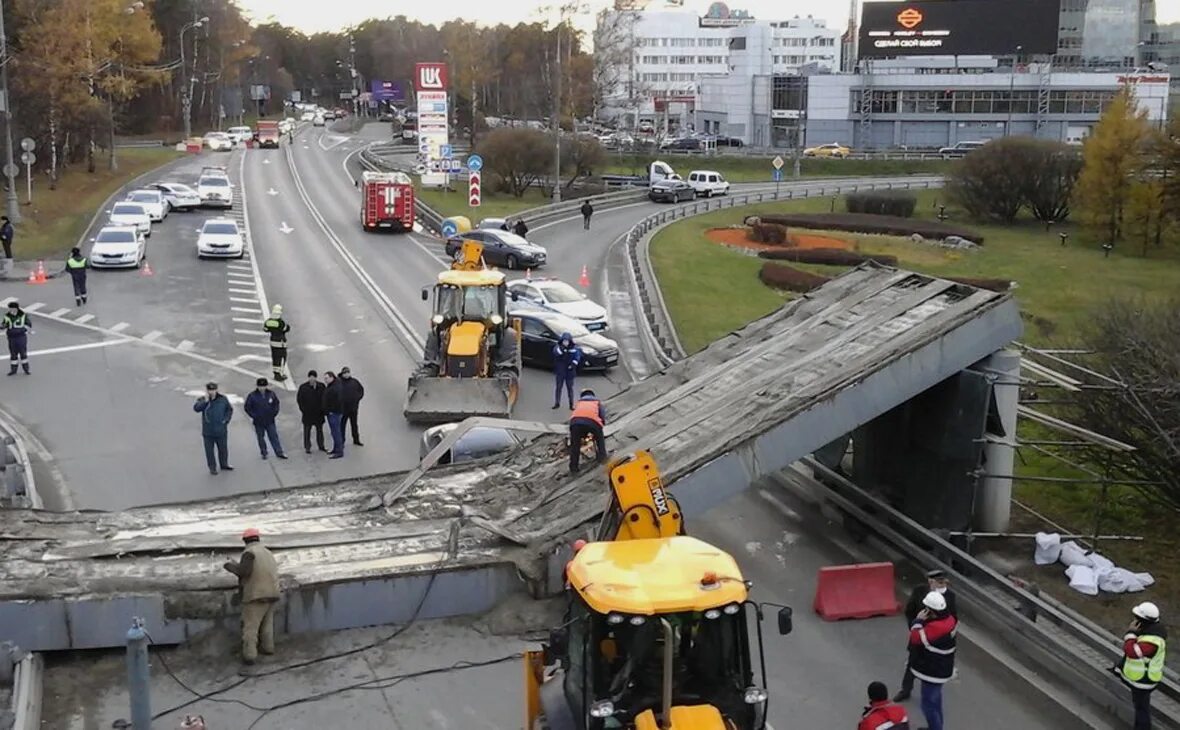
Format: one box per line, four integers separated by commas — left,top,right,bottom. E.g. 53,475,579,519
552,332,582,410
244,377,287,460
193,382,234,475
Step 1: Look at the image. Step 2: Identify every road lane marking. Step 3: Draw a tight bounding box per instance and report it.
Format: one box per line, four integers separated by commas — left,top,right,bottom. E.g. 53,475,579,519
232,317,260,324
228,287,258,295
0,296,13,306
110,322,130,332
231,306,257,313
230,354,269,365
226,271,254,279
178,340,195,351
236,341,269,349
234,328,267,336
227,264,252,271
142,330,165,343
23,302,44,312
49,308,71,317
74,314,95,324
230,297,259,304
28,339,133,357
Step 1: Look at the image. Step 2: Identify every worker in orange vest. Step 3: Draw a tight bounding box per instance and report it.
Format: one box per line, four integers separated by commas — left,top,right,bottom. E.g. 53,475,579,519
568,389,607,475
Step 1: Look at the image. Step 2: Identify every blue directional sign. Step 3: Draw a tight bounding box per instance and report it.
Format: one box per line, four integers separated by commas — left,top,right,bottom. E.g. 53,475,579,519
440,144,453,159
773,169,783,182
441,220,458,238
467,154,484,173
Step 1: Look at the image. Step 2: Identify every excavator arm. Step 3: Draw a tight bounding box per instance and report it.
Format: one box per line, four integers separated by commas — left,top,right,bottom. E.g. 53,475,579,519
596,450,684,542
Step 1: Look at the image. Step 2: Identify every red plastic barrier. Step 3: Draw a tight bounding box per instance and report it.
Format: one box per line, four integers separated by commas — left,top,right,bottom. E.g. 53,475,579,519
813,562,901,621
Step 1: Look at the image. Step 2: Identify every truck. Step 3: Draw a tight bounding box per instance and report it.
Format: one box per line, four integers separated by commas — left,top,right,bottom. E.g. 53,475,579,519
524,450,792,730
360,170,416,232
601,160,679,189
255,120,281,148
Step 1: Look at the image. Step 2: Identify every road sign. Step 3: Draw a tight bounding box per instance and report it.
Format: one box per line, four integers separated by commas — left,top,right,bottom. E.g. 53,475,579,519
20,151,34,166
773,169,782,182
466,154,483,173
440,144,452,159
772,155,785,170
20,138,34,152
468,171,481,208
441,219,458,238
3,163,18,178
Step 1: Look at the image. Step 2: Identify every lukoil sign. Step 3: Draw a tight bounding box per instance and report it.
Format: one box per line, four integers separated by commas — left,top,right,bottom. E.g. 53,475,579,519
414,63,449,92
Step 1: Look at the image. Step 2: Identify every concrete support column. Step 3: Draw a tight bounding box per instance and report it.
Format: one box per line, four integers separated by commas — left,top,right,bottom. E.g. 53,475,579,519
977,348,1020,532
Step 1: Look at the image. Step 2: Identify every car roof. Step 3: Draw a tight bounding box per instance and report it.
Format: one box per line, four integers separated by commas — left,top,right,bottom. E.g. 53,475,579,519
97,225,139,234
202,218,238,226
510,305,580,329
128,189,161,195
112,202,145,209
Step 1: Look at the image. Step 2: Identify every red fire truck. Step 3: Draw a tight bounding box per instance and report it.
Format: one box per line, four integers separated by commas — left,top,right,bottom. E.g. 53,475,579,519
255,120,281,148
360,171,415,232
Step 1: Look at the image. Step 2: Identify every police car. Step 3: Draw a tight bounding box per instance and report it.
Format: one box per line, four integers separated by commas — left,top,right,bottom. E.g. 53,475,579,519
507,277,609,332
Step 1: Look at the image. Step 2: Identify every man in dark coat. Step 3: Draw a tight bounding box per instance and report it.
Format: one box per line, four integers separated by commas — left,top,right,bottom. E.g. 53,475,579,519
338,366,365,446
244,377,287,460
895,569,958,701
580,200,593,230
193,382,234,474
2,300,32,375
297,370,326,453
322,371,345,458
0,216,13,260
513,219,529,239
551,332,582,410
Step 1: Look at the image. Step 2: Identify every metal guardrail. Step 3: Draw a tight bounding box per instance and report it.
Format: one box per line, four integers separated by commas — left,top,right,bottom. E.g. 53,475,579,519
607,148,953,161
10,652,42,730
0,413,36,510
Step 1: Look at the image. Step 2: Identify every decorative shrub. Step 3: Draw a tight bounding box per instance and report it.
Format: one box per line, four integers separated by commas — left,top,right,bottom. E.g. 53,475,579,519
756,212,984,244
747,222,789,245
845,191,918,218
758,262,831,292
759,248,898,266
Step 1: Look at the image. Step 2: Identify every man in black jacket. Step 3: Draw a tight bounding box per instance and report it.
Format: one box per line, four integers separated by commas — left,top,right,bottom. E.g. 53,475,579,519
580,200,593,230
513,219,529,239
338,366,366,446
895,569,957,702
322,371,345,458
297,370,326,454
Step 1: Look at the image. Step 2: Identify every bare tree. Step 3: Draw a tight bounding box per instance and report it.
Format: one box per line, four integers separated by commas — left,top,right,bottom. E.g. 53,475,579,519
592,8,647,125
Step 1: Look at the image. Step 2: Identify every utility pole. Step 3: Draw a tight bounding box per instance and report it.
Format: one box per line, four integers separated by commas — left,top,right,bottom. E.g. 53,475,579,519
552,24,563,203
0,0,20,221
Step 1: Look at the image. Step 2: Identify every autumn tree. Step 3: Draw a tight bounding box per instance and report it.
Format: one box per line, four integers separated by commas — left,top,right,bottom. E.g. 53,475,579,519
946,137,1032,222
561,135,606,188
1075,89,1152,245
478,127,551,197
1022,141,1083,223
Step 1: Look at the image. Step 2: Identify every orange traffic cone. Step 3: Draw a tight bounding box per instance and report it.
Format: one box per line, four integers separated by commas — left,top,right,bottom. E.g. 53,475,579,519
26,270,38,285
34,260,47,284
525,268,532,280
578,264,590,288
140,260,153,277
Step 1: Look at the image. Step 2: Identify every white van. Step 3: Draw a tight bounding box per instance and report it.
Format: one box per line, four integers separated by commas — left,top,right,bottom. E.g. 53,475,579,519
687,170,730,198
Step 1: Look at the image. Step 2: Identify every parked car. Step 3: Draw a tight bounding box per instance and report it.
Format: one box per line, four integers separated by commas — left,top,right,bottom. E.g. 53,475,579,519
196,218,245,259
313,114,326,127
507,277,609,331
197,176,234,208
444,230,546,270
510,306,619,371
150,182,201,212
124,189,168,221
300,111,316,122
203,132,233,151
803,142,851,158
714,135,744,147
89,225,146,269
938,140,990,159
107,202,152,237
686,170,730,198
418,423,524,465
648,179,696,203
200,165,230,180
225,126,253,144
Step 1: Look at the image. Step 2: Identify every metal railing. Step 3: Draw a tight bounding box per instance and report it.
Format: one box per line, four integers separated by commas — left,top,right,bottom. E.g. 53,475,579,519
0,412,36,509
607,148,955,160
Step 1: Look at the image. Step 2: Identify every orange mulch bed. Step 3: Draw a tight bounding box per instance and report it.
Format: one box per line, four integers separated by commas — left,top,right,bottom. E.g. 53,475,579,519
706,227,853,252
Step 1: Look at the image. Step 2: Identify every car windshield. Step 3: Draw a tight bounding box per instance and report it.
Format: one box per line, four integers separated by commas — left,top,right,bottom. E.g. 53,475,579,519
96,230,135,243
203,223,238,235
437,284,500,320
129,193,156,203
549,318,590,337
200,178,229,187
540,282,582,304
112,204,145,215
166,184,194,193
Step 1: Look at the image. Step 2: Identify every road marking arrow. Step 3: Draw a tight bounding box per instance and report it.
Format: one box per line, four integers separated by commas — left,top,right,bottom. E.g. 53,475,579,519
267,188,278,196
262,159,271,165
279,222,294,234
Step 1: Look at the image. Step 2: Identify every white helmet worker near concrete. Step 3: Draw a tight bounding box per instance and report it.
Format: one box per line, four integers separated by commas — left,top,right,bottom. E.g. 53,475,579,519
1133,602,1161,622
923,591,948,612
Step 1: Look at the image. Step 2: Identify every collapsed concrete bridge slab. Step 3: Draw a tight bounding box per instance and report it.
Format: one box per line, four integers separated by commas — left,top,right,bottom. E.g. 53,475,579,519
0,264,1023,651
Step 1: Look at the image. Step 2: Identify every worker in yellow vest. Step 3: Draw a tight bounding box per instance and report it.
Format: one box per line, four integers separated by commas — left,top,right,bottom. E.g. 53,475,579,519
1117,601,1167,730
263,304,290,382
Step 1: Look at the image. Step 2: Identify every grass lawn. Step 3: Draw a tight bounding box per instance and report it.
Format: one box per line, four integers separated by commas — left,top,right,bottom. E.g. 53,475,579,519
415,185,550,221
604,154,951,183
11,147,182,262
650,189,1180,633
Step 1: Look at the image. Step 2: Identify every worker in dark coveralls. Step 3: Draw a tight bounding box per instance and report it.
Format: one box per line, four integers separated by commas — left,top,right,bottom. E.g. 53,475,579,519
223,527,281,664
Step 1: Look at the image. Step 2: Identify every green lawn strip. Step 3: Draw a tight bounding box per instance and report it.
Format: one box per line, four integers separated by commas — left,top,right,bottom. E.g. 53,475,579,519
13,148,182,262
603,155,951,183
414,184,549,221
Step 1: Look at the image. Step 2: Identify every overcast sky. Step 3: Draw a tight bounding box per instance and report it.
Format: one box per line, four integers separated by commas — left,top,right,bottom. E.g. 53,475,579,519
236,0,1180,35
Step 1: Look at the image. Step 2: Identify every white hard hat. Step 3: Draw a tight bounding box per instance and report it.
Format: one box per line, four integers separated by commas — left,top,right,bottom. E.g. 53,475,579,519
1132,602,1160,621
922,591,947,612
271,304,283,316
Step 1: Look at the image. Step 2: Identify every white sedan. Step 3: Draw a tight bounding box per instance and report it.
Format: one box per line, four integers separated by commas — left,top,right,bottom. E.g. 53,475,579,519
108,202,152,237
203,132,233,151
196,218,245,259
89,226,146,269
225,126,253,144
300,111,315,122
312,114,325,127
150,182,201,212
197,176,234,208
125,189,168,221
507,277,609,331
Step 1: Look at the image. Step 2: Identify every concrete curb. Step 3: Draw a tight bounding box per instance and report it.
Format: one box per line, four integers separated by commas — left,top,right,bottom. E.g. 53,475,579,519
11,653,42,730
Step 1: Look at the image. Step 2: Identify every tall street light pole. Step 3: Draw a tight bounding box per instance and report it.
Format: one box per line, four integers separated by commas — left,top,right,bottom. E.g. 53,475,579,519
180,17,209,139
552,24,563,204
0,0,21,221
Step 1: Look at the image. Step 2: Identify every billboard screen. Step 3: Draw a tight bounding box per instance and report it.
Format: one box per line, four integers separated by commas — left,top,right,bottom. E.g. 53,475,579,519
859,0,1059,58
370,80,406,103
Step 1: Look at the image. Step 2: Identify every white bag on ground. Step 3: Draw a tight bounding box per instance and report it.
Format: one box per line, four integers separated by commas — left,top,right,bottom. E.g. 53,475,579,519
1098,568,1150,594
1089,552,1115,574
1135,572,1155,588
1034,532,1062,565
1059,540,1093,568
1066,564,1099,595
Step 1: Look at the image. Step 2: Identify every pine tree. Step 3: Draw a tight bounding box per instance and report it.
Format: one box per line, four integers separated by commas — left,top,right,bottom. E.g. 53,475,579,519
1075,88,1152,246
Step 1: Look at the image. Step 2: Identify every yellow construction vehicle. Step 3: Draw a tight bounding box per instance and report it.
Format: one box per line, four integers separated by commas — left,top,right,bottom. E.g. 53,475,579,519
404,241,522,424
524,450,793,730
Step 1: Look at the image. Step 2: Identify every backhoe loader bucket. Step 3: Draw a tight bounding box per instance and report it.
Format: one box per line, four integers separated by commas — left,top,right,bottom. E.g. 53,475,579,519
403,374,517,425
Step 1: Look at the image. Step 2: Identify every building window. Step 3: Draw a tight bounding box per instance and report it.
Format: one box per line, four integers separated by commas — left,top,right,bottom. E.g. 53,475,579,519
730,37,747,50
641,56,666,65
670,55,695,64
697,55,723,64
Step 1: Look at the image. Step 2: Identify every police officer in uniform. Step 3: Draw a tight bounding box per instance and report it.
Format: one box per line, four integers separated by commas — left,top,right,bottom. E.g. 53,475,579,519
2,300,33,375
263,304,290,382
223,527,281,664
64,247,89,306
1117,601,1167,730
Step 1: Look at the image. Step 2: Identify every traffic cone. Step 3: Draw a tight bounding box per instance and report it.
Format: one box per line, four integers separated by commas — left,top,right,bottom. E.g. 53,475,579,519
525,268,532,280
26,270,38,285
140,260,153,277
578,264,590,288
34,260,47,284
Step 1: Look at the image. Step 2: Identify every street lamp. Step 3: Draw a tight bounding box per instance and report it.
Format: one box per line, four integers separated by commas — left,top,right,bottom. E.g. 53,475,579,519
180,16,210,139
0,0,19,221
1005,45,1022,137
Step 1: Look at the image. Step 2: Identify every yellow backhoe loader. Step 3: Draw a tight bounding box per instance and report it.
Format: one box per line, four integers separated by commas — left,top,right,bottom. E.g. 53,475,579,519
403,241,522,424
524,450,793,730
